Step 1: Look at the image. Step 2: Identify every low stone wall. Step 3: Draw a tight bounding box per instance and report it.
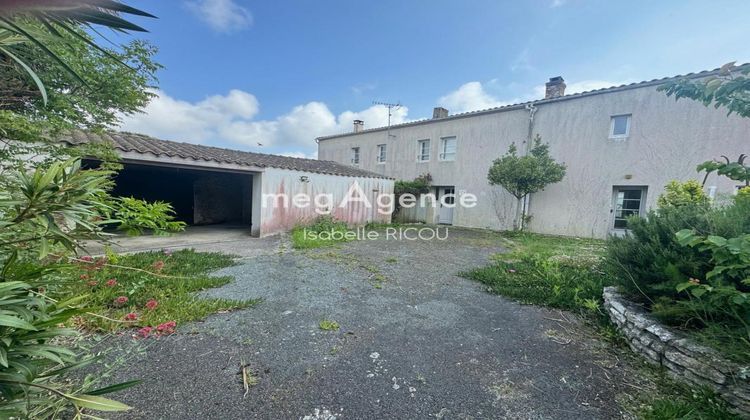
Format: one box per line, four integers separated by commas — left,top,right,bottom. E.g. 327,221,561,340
602,286,750,414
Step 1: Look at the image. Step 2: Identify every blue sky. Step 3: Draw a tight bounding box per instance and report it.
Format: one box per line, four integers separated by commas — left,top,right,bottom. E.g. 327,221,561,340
115,0,750,157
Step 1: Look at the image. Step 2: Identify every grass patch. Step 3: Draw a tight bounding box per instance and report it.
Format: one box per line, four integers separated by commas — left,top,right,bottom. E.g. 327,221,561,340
462,232,608,316
291,216,352,249
385,257,398,263
318,319,340,331
638,378,739,420
60,249,257,332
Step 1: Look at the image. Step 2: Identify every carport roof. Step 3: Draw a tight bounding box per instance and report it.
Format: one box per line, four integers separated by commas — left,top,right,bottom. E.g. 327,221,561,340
60,130,393,179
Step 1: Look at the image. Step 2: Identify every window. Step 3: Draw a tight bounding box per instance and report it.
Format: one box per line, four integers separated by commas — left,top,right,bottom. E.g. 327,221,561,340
351,147,360,165
610,114,631,139
417,139,430,161
376,144,387,163
613,186,647,230
439,136,457,161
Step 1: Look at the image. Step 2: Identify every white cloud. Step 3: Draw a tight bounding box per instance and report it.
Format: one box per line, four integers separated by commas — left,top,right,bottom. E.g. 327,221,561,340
438,78,631,114
438,82,510,114
186,0,252,33
550,0,567,8
118,90,409,157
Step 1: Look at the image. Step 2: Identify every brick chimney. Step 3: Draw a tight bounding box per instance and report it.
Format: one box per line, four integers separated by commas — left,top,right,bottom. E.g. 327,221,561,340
353,120,364,133
432,107,449,119
545,76,566,99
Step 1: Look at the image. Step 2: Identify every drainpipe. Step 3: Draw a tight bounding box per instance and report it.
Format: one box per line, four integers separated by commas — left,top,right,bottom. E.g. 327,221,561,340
519,104,538,230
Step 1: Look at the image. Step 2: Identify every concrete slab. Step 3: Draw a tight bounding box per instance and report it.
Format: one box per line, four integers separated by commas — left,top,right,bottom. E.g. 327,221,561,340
81,225,281,258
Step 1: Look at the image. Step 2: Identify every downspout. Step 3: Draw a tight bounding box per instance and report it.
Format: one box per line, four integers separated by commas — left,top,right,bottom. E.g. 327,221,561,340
520,104,538,230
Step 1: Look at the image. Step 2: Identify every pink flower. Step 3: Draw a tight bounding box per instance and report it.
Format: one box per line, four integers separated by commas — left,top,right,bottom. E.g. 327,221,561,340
124,312,138,321
156,321,176,334
80,256,93,262
113,296,128,306
105,279,117,287
137,326,152,338
152,260,165,272
145,299,159,311
87,280,98,287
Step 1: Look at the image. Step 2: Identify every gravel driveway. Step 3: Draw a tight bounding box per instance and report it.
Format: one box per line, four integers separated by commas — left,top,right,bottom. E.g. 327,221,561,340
103,227,634,419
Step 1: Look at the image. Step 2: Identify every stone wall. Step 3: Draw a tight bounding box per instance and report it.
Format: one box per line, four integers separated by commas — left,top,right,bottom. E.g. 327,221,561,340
603,287,750,414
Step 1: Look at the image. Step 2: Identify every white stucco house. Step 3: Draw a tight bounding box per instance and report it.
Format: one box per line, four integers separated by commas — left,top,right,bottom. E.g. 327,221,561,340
316,67,750,238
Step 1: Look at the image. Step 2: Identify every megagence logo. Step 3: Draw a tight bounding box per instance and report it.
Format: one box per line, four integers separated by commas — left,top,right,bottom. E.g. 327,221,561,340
262,181,477,215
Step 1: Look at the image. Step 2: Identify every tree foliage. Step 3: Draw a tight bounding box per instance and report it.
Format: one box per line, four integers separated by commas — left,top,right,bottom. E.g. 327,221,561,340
487,136,567,200
0,26,160,133
659,62,750,118
0,0,155,104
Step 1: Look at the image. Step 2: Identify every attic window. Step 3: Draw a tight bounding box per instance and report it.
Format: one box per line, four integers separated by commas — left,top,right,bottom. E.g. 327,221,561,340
610,114,631,139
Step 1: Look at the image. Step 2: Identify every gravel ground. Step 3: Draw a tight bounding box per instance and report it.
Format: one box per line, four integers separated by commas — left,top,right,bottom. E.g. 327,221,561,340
99,227,636,419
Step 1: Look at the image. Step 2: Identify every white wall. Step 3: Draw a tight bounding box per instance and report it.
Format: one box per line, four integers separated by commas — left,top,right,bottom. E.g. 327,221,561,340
318,84,750,238
258,168,394,237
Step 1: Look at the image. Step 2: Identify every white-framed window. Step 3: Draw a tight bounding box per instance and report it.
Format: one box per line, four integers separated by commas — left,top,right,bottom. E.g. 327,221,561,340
609,114,631,139
439,136,457,161
417,139,430,162
612,186,647,230
351,147,360,165
376,144,387,164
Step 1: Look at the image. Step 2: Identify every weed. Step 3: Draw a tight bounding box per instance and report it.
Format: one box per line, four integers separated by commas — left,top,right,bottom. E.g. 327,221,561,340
385,257,398,263
291,216,351,249
319,319,340,331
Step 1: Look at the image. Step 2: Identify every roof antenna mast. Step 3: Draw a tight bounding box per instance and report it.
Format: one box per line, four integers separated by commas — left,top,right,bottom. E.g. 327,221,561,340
372,100,402,138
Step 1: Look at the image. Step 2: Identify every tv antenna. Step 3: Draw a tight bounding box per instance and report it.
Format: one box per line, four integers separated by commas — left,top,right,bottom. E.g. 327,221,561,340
373,100,402,138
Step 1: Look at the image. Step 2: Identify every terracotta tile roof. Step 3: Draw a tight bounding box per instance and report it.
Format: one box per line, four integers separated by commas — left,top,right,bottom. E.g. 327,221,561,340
317,64,750,141
60,130,392,179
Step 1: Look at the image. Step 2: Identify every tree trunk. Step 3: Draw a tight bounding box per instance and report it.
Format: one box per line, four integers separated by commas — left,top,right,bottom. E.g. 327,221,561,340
514,195,525,231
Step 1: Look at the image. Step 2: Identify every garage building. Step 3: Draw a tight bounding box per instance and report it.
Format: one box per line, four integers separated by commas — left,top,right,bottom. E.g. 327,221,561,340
61,131,394,237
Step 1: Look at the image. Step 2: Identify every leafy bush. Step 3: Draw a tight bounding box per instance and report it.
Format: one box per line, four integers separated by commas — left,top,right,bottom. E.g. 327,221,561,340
393,173,432,213
109,197,186,236
0,160,138,417
656,180,709,208
606,190,750,361
394,173,432,196
605,203,714,302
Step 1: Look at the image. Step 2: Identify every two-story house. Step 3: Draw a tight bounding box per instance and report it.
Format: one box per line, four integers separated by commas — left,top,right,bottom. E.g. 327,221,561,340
316,67,750,238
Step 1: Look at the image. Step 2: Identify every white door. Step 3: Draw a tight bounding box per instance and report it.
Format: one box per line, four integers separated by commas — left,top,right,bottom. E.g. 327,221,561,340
438,187,455,225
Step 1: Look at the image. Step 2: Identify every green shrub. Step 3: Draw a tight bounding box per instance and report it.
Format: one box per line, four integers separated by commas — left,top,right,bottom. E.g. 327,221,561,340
605,203,714,303
110,197,186,236
656,180,709,208
0,160,138,417
606,190,750,361
393,173,432,213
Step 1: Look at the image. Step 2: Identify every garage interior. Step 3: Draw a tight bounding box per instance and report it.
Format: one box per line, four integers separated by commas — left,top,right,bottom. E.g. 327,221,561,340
90,160,254,226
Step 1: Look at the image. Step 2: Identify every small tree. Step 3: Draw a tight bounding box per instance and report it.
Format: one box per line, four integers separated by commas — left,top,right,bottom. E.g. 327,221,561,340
487,136,566,230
